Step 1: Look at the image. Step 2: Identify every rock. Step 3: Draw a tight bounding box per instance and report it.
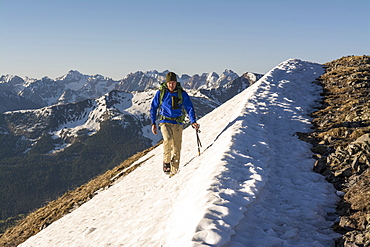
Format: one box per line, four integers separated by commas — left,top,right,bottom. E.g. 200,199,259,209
354,133,370,145
307,55,370,246
334,167,352,178
311,144,328,155
313,159,327,173
351,155,359,171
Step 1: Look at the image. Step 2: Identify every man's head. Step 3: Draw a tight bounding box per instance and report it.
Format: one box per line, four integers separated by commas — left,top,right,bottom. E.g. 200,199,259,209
166,72,177,92
166,72,177,83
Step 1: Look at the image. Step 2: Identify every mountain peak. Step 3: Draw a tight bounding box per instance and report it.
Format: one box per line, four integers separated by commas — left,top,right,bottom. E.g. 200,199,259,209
68,69,82,74
0,74,24,84
57,70,84,81
222,69,237,75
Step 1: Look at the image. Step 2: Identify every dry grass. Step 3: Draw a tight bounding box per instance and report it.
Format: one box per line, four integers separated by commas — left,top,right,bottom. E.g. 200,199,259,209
345,169,370,212
0,141,161,247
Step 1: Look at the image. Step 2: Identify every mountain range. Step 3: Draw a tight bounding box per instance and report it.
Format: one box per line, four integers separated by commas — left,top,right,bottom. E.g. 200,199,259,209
0,69,262,230
0,70,262,112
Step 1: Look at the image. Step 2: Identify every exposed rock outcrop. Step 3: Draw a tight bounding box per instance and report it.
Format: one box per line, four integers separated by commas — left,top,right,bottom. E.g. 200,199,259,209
302,55,370,246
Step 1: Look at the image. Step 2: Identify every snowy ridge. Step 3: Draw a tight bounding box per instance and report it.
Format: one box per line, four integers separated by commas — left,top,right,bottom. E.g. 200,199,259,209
20,59,340,247
165,75,271,246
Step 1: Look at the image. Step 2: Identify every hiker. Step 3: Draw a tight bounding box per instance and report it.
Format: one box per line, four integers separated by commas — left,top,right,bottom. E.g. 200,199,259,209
150,72,200,177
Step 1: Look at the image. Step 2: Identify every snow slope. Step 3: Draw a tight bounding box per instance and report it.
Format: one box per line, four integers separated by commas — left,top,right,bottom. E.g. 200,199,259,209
20,59,340,247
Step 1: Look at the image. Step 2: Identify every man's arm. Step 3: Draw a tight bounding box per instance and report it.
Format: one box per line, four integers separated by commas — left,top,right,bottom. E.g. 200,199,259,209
182,91,199,130
150,91,161,135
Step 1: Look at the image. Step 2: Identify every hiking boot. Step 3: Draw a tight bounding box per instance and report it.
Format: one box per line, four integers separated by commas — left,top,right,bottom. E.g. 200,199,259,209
163,162,171,174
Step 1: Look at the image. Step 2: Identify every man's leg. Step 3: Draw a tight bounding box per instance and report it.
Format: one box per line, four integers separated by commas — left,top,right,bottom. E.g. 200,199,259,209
159,123,173,173
170,124,183,176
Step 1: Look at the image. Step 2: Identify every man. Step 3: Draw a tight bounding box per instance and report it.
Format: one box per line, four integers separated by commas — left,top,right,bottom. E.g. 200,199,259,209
150,72,200,177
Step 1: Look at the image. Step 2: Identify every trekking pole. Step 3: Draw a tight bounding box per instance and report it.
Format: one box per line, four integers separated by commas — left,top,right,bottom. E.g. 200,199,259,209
196,129,202,156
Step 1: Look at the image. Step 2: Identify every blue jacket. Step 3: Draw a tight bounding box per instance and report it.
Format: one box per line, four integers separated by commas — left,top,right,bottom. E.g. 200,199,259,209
150,88,196,125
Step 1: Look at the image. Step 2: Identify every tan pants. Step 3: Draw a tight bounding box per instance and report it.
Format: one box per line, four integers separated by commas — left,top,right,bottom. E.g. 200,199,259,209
159,123,183,175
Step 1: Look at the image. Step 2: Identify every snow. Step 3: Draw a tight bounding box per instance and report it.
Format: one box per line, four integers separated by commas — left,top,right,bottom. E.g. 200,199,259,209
49,97,108,151
63,80,88,91
19,58,340,247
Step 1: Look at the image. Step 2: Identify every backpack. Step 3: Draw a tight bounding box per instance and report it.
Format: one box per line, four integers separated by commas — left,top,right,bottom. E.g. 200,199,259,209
158,82,186,123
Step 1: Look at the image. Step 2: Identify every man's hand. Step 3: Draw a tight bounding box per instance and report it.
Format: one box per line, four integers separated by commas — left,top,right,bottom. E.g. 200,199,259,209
151,124,158,135
191,122,200,131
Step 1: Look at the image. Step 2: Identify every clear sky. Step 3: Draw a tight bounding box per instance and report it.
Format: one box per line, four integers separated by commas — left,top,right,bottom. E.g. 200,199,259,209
1,0,369,80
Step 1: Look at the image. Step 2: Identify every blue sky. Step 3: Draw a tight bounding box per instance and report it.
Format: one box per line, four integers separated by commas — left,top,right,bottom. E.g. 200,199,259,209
1,0,369,80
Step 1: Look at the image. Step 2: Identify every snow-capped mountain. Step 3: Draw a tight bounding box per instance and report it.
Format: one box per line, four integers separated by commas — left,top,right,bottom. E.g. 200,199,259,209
116,70,168,92
0,74,26,92
0,70,262,112
55,70,117,104
115,69,243,92
0,68,262,158
3,88,219,155
0,90,41,112
200,72,263,103
180,69,240,90
0,70,118,109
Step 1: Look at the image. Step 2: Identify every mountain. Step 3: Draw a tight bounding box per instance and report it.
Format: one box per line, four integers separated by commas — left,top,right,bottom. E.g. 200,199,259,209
0,70,262,113
0,90,41,112
116,69,243,92
3,88,220,153
200,72,263,103
115,70,168,92
54,70,118,105
12,59,340,246
0,75,42,112
0,75,26,92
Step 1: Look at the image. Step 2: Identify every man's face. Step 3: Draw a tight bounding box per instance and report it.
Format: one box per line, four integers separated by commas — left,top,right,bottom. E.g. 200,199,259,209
167,81,177,92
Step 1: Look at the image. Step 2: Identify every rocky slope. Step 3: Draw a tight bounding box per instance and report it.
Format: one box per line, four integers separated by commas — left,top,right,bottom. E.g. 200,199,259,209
301,55,370,246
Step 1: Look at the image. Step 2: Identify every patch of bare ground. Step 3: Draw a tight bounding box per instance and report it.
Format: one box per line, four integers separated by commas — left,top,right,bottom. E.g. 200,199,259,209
0,141,162,247
299,55,370,246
